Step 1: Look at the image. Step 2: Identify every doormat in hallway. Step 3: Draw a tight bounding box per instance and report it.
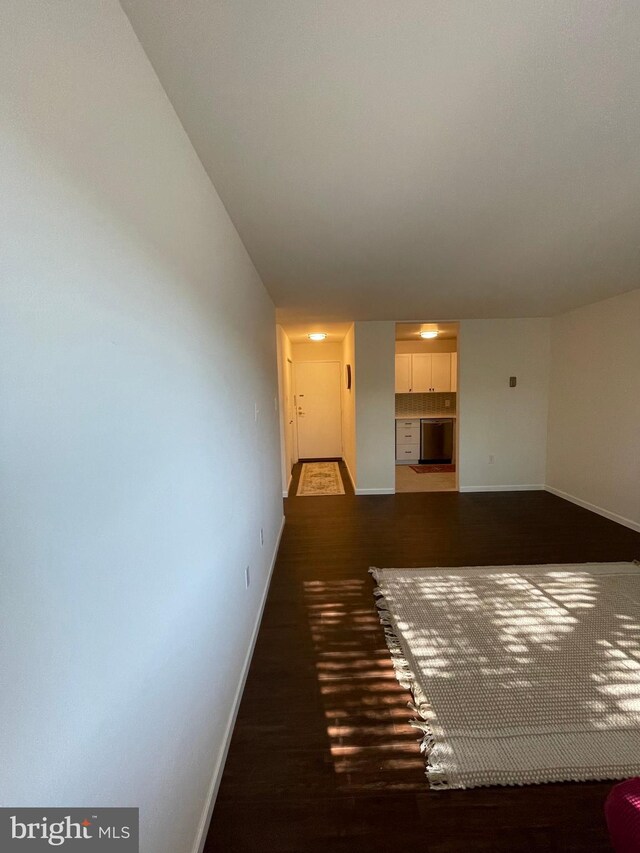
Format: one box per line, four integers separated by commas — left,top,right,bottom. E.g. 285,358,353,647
370,561,640,789
410,464,455,473
296,462,345,496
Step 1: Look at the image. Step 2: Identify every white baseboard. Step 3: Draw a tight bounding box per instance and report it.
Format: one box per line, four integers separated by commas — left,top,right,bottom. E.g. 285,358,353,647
545,485,640,533
343,460,356,493
282,473,292,498
459,484,545,493
191,514,286,853
355,487,395,495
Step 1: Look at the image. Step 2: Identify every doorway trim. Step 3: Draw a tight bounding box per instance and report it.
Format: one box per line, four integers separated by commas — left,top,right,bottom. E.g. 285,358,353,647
393,319,460,494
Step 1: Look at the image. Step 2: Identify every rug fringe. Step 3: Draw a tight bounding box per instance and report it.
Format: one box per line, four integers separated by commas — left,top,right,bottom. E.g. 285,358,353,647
369,567,450,789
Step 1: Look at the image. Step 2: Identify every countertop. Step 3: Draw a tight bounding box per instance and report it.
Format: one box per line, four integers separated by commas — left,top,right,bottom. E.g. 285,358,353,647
395,413,456,419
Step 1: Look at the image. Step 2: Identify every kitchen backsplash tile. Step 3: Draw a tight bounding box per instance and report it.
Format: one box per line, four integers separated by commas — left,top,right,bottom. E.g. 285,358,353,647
395,392,456,416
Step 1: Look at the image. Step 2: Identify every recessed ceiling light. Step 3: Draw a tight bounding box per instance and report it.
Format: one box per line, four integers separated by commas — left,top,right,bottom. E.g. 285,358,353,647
308,332,327,341
420,330,438,339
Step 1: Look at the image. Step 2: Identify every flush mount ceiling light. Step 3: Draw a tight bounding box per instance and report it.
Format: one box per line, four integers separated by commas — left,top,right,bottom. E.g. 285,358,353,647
420,330,438,339
308,333,327,341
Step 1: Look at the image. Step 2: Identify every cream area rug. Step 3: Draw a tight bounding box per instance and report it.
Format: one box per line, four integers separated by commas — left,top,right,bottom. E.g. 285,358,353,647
296,461,345,496
370,562,640,790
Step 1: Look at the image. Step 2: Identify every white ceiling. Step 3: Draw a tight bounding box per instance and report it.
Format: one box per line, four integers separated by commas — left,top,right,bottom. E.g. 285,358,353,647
121,1,640,322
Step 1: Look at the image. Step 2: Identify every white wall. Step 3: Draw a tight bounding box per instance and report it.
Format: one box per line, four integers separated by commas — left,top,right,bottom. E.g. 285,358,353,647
276,326,294,494
341,324,356,488
395,339,457,354
354,322,396,493
0,4,283,852
291,341,343,362
458,319,550,490
546,289,640,530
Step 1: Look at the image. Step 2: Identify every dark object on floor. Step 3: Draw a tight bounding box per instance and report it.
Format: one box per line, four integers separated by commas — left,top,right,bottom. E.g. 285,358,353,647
605,777,640,852
409,463,455,473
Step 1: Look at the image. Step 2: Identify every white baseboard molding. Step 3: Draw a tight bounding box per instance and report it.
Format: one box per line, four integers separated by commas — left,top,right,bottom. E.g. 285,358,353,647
459,484,545,493
545,485,640,533
343,460,356,493
282,473,292,498
192,514,286,853
355,487,395,495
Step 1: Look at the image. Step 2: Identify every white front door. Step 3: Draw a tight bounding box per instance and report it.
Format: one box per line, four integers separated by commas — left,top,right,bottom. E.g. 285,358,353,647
294,361,342,459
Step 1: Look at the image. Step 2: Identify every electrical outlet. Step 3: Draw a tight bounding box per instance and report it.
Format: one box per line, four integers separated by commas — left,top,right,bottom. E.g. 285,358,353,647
245,566,250,589
254,402,259,422
488,454,495,464
444,399,451,407
260,527,264,547
274,396,278,411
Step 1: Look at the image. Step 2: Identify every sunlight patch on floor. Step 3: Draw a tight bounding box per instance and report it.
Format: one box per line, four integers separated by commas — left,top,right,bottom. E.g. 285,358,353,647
303,578,426,790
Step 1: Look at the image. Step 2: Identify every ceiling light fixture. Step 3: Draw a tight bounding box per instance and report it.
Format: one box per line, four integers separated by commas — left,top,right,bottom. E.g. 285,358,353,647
420,330,438,339
308,332,327,341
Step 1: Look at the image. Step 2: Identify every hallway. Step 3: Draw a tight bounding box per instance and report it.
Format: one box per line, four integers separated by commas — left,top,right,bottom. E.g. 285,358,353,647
206,477,640,852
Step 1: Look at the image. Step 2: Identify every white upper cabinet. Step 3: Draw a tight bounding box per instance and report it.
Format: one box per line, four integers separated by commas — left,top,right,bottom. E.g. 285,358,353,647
450,352,458,392
411,354,433,392
396,352,454,393
394,354,412,393
431,353,452,392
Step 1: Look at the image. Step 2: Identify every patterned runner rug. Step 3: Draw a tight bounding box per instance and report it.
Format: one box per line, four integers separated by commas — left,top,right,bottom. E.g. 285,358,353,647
371,561,640,789
296,461,345,496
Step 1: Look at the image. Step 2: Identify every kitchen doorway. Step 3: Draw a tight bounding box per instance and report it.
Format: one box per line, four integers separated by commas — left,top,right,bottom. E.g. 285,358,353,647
394,322,459,493
294,360,342,459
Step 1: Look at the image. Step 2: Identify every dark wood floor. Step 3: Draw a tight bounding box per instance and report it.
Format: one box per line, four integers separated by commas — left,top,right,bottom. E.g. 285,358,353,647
206,463,640,852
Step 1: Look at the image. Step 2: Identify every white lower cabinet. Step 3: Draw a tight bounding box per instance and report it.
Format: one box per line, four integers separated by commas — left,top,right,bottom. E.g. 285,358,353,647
396,444,420,461
395,418,420,462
